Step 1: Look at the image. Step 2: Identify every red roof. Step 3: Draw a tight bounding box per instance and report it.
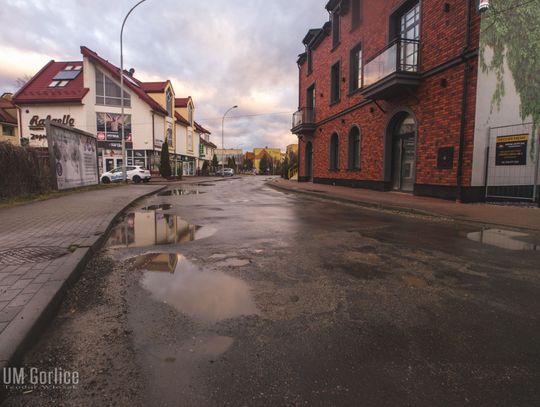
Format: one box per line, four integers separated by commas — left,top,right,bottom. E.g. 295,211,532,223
175,97,190,108
174,111,190,126
0,98,17,124
141,81,168,93
194,121,210,134
80,46,167,115
13,61,89,104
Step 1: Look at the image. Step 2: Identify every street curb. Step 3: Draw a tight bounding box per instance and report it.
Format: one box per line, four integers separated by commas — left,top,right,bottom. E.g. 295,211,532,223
267,181,540,233
0,185,165,400
267,181,447,219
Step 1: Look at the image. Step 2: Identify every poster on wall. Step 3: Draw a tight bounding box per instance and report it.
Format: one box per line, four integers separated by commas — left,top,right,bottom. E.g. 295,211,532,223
46,121,99,190
96,112,132,142
495,134,528,166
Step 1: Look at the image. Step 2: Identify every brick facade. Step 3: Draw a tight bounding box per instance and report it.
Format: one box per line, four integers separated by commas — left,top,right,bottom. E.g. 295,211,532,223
294,0,482,201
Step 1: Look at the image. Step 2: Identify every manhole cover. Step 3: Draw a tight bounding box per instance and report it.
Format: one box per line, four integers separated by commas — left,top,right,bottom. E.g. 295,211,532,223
0,246,69,265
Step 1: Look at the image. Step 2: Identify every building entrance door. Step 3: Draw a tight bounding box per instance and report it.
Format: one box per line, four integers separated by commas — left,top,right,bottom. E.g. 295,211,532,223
305,141,313,181
391,114,416,192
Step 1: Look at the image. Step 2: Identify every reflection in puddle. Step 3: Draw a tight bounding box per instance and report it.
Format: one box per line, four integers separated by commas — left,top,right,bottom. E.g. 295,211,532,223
158,189,205,196
141,204,172,211
467,229,539,251
107,212,213,248
139,254,259,323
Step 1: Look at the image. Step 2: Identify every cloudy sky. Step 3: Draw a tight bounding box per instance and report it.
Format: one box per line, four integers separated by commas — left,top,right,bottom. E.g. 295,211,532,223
0,0,329,151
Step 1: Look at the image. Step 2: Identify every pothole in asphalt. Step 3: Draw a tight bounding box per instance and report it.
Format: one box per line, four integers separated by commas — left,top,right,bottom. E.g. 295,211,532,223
136,253,259,324
158,189,206,196
214,258,251,267
467,229,539,251
141,204,172,211
106,212,215,248
0,246,69,265
196,183,215,187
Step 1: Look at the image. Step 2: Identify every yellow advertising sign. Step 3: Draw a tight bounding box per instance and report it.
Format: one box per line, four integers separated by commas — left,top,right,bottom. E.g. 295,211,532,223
496,134,528,143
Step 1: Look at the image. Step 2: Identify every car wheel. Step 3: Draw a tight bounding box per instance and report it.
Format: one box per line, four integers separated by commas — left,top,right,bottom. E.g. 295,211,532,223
133,175,141,184
102,177,111,184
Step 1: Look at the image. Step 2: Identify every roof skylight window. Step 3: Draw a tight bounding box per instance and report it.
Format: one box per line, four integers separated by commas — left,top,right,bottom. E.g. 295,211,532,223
53,70,81,81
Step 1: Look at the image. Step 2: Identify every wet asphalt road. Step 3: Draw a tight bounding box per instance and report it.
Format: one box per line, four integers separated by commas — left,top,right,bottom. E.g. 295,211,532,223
7,176,540,406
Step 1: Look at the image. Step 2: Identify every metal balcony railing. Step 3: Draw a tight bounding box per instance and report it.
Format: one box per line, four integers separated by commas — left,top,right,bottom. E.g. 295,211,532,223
292,107,315,129
363,38,420,88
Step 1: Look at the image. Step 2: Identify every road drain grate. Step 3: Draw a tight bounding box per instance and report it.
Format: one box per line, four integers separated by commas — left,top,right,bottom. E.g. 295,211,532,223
0,246,70,265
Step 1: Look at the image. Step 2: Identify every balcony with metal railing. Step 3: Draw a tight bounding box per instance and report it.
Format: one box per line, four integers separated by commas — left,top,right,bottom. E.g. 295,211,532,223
361,38,422,100
291,107,316,135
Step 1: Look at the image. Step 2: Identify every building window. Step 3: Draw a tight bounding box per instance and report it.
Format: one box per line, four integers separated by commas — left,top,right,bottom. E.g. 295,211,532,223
166,88,173,117
351,0,362,29
188,103,193,126
348,126,361,169
330,61,340,104
331,10,340,48
187,129,193,151
2,125,14,136
95,70,131,107
330,132,339,170
307,48,313,74
349,44,362,93
306,84,316,121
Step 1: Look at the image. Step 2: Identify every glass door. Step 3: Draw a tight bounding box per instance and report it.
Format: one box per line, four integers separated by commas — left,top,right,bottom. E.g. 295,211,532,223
399,3,420,71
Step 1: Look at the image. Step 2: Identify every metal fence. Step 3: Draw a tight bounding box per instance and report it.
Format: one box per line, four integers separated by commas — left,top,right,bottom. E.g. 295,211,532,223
485,123,540,202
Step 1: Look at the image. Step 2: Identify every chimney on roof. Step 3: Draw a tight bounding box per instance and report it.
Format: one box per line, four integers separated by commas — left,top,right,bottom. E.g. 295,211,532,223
129,68,135,77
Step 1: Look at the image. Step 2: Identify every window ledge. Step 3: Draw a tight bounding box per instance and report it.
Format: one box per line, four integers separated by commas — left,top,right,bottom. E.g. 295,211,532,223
329,99,341,107
328,169,340,172
346,168,361,172
347,88,362,97
331,42,341,52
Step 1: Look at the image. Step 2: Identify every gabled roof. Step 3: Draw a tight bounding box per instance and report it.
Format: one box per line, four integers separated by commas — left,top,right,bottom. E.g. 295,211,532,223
174,111,190,126
80,46,167,115
0,98,17,124
194,121,210,134
13,60,89,105
200,138,217,149
175,97,191,108
141,81,169,93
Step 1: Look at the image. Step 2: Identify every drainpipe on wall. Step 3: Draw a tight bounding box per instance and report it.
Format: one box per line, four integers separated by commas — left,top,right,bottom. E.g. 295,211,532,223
456,0,473,202
151,111,155,172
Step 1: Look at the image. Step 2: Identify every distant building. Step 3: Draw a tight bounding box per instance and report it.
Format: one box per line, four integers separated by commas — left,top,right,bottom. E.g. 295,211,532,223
0,93,19,145
215,148,244,167
253,147,282,173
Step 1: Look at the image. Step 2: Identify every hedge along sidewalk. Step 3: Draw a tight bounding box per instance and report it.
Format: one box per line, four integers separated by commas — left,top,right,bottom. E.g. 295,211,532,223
0,184,164,387
269,178,540,232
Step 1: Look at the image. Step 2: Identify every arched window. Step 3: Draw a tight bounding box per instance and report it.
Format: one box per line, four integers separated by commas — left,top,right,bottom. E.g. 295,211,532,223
348,126,361,170
330,133,339,170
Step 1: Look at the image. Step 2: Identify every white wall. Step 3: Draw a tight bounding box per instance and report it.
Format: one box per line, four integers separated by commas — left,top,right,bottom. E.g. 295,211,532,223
472,47,539,186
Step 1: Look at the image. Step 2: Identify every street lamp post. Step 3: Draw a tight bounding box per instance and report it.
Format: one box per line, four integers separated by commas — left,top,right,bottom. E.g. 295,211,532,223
120,0,147,183
221,105,238,175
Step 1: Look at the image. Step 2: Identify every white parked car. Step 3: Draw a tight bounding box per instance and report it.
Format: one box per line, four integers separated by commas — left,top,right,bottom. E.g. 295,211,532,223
216,167,235,177
101,166,151,184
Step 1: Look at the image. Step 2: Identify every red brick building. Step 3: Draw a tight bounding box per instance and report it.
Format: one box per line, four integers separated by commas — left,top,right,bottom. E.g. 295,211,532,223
292,0,482,201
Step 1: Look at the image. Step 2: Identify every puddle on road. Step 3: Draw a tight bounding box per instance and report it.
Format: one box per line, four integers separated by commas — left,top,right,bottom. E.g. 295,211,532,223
138,253,259,323
141,204,172,211
158,189,205,197
467,229,539,251
107,212,214,248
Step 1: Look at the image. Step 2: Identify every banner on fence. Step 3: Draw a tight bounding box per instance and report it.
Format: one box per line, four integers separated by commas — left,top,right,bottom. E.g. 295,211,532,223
46,121,99,190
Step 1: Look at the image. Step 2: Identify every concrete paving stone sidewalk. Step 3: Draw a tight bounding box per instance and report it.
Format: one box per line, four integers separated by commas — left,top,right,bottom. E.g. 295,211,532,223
0,184,163,375
270,178,540,232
